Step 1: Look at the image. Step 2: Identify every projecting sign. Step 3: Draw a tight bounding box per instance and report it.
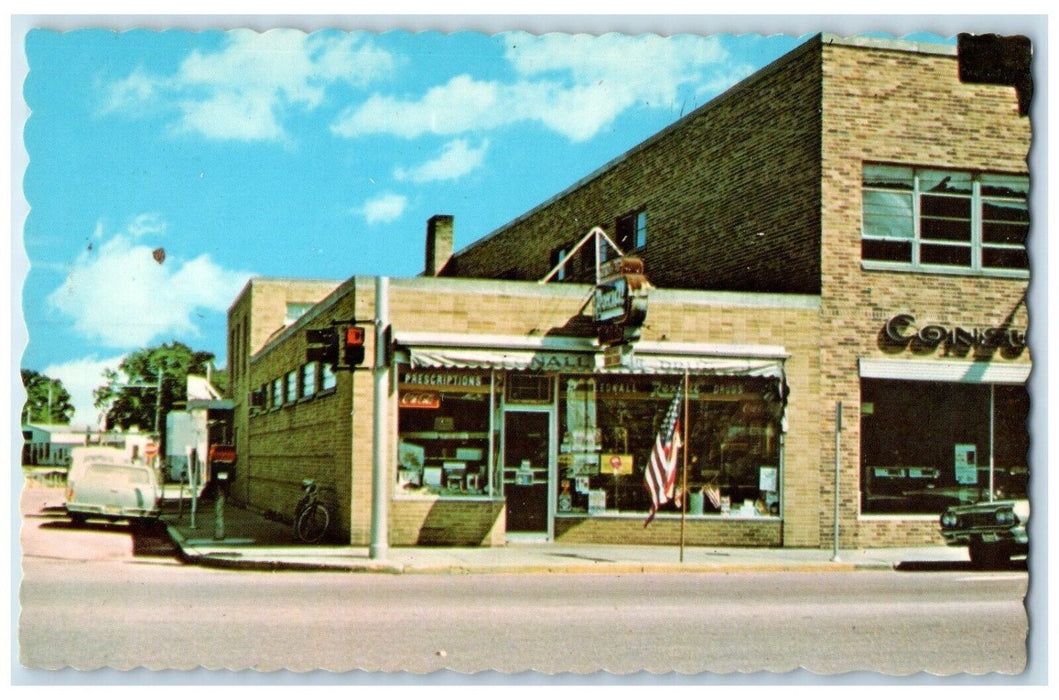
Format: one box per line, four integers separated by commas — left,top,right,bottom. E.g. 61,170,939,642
593,257,649,346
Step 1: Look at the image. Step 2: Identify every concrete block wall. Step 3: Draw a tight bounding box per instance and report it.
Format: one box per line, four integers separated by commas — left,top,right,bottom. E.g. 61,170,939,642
817,39,1032,547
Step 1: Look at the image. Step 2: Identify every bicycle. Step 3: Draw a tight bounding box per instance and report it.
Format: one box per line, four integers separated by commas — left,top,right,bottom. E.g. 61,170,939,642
294,478,330,543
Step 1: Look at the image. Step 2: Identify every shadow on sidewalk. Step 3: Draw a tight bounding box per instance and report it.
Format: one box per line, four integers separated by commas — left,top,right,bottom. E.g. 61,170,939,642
894,558,1027,572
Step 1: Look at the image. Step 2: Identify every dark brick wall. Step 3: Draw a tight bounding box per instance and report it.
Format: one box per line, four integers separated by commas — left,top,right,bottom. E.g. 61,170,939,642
444,38,824,295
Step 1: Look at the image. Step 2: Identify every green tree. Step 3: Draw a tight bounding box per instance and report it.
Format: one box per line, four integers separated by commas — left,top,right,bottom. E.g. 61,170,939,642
93,342,216,439
21,370,75,424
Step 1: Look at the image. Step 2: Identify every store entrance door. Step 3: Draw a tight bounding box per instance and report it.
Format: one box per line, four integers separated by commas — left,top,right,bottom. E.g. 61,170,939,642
503,409,553,540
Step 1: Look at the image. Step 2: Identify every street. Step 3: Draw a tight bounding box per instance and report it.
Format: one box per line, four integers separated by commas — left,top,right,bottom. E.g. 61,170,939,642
17,486,1029,676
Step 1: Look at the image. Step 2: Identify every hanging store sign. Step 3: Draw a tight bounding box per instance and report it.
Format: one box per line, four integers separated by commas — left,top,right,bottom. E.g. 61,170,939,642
883,314,1026,352
594,257,649,346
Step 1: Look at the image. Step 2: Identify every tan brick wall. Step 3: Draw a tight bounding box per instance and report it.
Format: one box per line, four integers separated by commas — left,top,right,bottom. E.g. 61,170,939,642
817,40,1032,548
227,278,343,512
233,275,821,548
555,516,782,547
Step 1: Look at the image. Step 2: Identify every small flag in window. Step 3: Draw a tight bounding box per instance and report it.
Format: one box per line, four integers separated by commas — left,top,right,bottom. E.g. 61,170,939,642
705,485,721,510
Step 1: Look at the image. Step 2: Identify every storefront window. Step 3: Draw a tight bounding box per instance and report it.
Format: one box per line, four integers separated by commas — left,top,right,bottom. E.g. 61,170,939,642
557,375,784,518
860,379,1029,514
396,369,496,498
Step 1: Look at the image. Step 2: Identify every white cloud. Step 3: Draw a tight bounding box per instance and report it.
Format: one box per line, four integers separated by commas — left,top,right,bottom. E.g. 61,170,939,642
394,138,489,183
104,29,395,141
332,33,733,143
127,212,167,239
360,193,408,225
46,218,254,349
43,354,127,427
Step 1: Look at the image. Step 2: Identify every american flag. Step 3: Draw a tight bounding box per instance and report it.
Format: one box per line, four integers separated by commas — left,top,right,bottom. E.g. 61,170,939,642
644,384,683,527
705,484,721,509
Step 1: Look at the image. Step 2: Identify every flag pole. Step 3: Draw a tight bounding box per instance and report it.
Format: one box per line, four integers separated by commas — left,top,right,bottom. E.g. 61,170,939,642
679,369,690,563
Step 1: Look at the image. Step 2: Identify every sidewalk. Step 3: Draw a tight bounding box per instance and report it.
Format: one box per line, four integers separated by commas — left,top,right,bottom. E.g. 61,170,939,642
159,490,971,575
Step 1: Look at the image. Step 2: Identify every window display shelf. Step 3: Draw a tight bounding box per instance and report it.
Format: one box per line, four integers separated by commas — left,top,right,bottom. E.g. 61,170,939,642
403,431,488,440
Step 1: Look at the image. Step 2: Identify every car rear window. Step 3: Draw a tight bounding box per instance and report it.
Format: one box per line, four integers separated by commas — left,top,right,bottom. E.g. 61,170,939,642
85,463,151,484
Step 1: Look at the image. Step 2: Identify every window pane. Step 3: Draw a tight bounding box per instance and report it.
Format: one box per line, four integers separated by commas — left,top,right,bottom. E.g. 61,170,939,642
992,385,1029,499
983,220,1029,246
982,246,1029,270
863,191,914,238
635,211,647,249
921,215,971,242
321,364,336,391
558,375,783,517
861,379,992,514
921,243,972,266
301,363,316,398
286,371,298,402
920,169,972,194
980,173,1028,199
863,164,913,190
983,198,1029,224
920,193,971,220
398,377,491,499
862,239,912,262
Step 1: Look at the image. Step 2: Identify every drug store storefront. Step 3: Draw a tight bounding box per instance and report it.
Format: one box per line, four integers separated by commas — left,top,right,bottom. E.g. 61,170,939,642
390,332,790,547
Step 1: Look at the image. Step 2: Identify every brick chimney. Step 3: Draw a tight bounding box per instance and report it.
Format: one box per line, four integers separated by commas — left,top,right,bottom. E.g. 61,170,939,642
424,215,454,276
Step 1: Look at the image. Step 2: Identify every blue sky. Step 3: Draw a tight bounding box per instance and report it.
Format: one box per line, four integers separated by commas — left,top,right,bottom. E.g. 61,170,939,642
16,23,964,425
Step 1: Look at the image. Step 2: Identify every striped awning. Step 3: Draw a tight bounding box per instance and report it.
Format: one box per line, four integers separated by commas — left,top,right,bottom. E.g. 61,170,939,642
394,332,788,379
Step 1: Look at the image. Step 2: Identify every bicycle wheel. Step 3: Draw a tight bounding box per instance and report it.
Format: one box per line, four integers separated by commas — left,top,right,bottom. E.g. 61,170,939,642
296,503,330,543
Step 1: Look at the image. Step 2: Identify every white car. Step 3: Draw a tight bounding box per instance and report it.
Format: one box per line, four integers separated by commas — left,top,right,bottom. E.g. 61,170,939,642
65,447,160,523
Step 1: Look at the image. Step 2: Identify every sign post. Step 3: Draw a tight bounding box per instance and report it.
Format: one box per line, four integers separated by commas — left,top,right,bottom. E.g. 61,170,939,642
831,401,842,562
679,370,690,563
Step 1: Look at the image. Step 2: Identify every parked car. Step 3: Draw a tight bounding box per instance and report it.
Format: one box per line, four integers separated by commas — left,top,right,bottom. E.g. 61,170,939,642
65,447,160,524
940,498,1029,567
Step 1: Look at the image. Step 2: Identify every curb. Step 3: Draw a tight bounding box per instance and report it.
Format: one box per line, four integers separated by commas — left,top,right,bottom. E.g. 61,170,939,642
165,526,893,575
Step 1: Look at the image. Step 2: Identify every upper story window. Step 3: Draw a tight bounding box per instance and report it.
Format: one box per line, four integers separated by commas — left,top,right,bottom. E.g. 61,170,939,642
285,302,315,326
273,377,284,407
285,369,298,404
862,164,1028,275
550,243,572,282
301,362,317,399
321,363,337,392
616,209,648,253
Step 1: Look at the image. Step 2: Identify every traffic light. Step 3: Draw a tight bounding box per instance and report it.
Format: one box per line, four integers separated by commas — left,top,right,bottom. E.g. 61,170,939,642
344,326,366,366
305,328,339,367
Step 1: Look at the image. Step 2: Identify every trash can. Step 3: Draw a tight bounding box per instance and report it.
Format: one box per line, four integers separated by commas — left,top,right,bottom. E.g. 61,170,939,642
689,490,705,515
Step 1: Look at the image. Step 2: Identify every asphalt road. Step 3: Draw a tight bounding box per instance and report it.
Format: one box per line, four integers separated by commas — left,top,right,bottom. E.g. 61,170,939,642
17,486,1029,677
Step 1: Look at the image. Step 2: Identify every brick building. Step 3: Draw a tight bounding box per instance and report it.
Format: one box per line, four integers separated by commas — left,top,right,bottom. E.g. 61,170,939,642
227,33,1031,549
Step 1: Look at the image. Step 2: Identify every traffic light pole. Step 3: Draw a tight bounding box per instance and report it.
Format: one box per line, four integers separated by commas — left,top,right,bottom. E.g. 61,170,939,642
369,276,390,561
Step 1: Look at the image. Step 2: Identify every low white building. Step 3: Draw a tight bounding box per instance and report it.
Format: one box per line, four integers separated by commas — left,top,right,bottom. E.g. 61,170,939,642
21,424,154,467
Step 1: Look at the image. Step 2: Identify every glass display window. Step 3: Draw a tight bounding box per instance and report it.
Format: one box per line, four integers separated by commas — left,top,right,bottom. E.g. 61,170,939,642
557,374,784,518
860,379,1029,514
396,369,496,498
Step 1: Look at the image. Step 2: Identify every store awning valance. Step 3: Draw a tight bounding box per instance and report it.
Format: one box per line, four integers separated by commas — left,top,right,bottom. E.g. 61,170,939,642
393,332,788,379
859,358,1031,384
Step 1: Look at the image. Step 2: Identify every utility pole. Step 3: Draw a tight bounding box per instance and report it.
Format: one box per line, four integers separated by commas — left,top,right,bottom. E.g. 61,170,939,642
370,276,391,561
113,369,164,433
